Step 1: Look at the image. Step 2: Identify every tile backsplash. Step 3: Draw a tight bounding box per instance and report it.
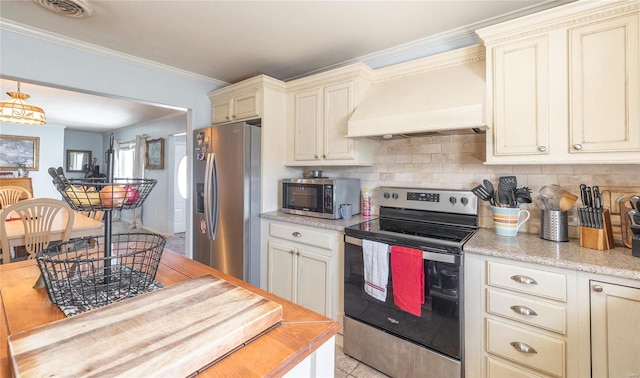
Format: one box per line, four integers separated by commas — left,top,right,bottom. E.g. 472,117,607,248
321,133,639,238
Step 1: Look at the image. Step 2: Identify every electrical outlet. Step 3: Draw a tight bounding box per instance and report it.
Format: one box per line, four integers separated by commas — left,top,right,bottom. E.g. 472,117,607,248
567,207,579,226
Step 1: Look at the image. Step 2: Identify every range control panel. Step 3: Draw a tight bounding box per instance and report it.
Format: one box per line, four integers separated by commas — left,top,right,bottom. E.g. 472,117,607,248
378,187,478,216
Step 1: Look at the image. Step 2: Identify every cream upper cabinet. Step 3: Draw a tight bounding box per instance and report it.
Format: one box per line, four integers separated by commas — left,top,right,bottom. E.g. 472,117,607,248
589,280,640,378
492,35,549,156
293,88,323,161
286,64,374,166
209,86,261,125
478,0,640,164
569,13,640,153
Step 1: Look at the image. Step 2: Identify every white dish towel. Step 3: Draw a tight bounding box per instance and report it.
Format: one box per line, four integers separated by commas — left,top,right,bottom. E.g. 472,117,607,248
363,239,389,302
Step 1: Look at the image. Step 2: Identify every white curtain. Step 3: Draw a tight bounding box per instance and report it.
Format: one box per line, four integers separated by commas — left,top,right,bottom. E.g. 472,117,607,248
129,135,147,229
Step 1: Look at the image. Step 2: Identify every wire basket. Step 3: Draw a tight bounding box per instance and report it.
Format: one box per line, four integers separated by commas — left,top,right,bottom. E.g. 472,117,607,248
36,233,166,310
57,178,157,211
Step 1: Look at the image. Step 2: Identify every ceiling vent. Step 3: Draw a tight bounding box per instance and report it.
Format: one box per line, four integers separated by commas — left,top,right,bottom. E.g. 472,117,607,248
33,0,94,18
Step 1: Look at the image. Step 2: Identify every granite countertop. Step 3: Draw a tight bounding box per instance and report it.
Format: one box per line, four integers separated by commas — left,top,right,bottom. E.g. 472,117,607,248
259,211,374,232
465,228,640,281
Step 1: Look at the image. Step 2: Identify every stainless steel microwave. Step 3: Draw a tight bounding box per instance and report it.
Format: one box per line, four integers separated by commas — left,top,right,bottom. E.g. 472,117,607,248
282,178,361,219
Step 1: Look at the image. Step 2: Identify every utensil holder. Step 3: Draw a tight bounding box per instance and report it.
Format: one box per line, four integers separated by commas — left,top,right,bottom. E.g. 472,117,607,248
541,210,568,242
579,209,614,251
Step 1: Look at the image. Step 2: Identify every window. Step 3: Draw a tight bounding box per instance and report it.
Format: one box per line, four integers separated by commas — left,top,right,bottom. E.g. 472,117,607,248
117,141,135,178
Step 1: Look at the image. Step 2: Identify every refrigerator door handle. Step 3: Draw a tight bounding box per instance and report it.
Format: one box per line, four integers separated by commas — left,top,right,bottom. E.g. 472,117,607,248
204,153,220,240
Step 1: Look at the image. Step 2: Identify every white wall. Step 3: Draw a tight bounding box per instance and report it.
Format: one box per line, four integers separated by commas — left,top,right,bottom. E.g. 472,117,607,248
1,29,221,254
63,130,104,179
0,123,65,199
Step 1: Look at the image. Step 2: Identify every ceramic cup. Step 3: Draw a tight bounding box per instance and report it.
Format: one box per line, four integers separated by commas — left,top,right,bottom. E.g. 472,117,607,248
491,206,530,237
340,203,353,221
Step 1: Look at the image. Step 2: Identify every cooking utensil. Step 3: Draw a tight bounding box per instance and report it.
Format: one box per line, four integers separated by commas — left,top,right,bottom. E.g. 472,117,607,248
498,176,517,207
515,187,532,205
483,179,496,206
472,184,493,205
308,170,324,178
629,195,640,211
559,191,578,211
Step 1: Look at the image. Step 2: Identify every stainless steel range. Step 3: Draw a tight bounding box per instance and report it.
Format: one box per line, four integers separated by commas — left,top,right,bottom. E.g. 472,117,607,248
343,187,478,378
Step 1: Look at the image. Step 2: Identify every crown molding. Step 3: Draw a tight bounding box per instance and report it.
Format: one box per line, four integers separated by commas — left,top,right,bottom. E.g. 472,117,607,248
0,18,228,87
284,0,575,81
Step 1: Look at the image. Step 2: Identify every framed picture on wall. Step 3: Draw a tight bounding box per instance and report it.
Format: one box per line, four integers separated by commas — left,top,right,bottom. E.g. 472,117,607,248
0,135,39,171
145,137,164,170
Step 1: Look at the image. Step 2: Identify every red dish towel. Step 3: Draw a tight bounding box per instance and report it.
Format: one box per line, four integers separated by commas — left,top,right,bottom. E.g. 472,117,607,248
391,246,424,317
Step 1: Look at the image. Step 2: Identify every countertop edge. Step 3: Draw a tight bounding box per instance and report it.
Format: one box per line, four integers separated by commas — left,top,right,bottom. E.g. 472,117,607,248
259,211,373,232
465,229,640,281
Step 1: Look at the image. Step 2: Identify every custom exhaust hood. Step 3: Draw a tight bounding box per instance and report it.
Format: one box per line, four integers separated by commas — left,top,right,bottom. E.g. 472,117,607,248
347,45,487,139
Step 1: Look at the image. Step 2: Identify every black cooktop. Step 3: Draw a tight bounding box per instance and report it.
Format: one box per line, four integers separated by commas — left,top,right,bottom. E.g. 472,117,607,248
345,217,477,254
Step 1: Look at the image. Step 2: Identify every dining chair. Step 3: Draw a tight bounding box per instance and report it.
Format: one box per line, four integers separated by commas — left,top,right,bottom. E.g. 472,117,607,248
0,186,33,209
76,210,104,222
0,198,75,264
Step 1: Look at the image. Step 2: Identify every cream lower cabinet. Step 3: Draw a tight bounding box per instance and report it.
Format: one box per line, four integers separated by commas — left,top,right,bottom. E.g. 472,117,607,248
467,253,640,378
465,254,579,378
588,279,640,378
478,0,640,164
263,220,342,323
268,241,331,316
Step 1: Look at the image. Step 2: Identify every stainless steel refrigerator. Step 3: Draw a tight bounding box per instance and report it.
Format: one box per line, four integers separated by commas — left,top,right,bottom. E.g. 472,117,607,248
193,121,261,286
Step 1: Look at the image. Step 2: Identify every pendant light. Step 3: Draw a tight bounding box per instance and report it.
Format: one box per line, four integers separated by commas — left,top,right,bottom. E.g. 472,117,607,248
0,82,46,125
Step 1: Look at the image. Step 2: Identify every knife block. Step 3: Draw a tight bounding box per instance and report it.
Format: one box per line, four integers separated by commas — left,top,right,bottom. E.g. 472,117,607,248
579,209,614,251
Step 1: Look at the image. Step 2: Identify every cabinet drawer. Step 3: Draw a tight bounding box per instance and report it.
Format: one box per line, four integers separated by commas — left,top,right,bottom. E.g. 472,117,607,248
486,261,567,302
487,289,566,334
487,356,549,378
269,223,334,250
486,319,565,377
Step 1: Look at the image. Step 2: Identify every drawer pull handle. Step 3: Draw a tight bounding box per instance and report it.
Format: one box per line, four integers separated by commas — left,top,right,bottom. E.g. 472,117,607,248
593,285,603,293
510,341,538,354
510,305,538,316
511,275,538,285
292,232,302,238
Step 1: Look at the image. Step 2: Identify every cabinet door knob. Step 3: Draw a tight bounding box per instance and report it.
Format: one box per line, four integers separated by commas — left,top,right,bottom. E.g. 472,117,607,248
289,250,295,254
538,146,547,152
510,275,538,285
510,341,538,354
510,305,538,316
573,144,583,150
592,285,603,293
225,116,230,120
232,115,237,119
292,232,302,238
296,251,300,256
322,154,326,159
314,155,319,159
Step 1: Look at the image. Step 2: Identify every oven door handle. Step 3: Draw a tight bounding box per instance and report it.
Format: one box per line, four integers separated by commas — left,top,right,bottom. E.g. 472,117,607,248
345,236,459,264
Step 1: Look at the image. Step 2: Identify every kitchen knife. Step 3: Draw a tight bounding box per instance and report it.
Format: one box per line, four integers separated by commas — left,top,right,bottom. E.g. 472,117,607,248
585,186,593,209
592,186,602,228
578,184,588,227
580,184,587,208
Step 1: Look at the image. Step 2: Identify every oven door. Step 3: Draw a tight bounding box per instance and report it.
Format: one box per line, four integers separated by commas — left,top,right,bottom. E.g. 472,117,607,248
344,235,462,359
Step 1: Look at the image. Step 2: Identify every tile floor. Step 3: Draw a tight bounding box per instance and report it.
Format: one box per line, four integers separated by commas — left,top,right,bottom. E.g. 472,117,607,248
335,346,390,378
111,220,186,255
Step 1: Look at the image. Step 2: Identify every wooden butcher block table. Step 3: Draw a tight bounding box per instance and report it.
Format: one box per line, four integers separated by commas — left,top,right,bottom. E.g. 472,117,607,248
0,251,340,377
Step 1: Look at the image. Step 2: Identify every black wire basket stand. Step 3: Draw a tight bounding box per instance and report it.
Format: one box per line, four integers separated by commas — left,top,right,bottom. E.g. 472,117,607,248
38,134,166,311
37,233,165,308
